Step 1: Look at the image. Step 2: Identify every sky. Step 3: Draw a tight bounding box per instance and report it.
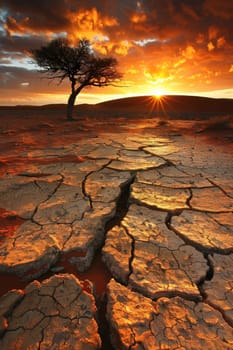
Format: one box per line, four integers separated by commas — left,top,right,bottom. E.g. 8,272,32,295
0,0,233,106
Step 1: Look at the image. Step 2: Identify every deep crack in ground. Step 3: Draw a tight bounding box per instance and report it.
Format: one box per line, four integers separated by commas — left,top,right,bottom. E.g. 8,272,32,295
98,173,135,350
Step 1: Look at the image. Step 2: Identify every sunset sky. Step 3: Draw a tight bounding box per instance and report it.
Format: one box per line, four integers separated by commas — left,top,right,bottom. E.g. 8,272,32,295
0,0,233,106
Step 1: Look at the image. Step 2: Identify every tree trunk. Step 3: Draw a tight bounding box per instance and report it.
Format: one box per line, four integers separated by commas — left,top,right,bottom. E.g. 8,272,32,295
66,85,85,121
67,92,77,121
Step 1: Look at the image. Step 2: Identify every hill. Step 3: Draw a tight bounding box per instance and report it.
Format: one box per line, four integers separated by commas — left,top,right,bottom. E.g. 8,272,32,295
0,95,233,120
92,95,233,115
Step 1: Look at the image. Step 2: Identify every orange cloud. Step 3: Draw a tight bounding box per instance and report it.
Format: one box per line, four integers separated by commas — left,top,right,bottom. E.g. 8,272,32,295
182,45,196,60
217,36,226,48
208,26,219,40
114,41,133,56
5,16,30,35
1,0,233,104
131,12,147,24
174,58,186,68
67,7,118,42
196,33,205,45
208,42,215,52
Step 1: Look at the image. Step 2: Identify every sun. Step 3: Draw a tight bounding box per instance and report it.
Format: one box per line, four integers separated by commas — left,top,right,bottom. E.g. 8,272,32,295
153,88,166,99
148,88,168,114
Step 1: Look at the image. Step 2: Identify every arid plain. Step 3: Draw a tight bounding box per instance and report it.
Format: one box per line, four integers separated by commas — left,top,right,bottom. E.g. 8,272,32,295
0,95,233,349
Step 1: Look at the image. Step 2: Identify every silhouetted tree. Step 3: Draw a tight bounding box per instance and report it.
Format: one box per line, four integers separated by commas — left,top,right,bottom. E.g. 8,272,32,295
32,38,122,120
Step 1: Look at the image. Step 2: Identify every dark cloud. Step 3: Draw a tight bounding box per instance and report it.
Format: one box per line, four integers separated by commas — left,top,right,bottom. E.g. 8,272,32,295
204,0,233,19
0,65,35,85
1,0,233,45
0,65,69,93
0,32,47,54
1,0,70,32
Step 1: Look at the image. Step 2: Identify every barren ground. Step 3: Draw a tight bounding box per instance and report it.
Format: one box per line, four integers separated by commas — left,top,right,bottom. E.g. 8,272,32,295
0,104,232,349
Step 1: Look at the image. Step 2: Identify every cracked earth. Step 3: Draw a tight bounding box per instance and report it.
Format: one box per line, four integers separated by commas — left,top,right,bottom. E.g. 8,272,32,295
0,110,232,349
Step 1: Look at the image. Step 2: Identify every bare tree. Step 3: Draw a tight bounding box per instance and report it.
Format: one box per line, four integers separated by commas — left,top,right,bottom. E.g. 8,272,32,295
32,38,122,120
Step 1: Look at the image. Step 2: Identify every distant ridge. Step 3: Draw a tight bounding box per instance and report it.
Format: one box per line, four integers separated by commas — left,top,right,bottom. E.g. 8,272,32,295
1,95,233,115
93,95,233,114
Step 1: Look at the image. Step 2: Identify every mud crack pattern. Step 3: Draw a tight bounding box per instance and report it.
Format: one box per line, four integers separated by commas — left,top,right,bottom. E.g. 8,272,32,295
0,117,232,349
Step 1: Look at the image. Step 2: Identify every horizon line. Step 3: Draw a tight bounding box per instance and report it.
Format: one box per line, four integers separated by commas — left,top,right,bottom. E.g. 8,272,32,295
1,93,233,108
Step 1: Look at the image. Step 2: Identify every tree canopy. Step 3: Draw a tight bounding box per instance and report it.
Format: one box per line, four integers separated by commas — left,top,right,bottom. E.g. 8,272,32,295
32,38,122,120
